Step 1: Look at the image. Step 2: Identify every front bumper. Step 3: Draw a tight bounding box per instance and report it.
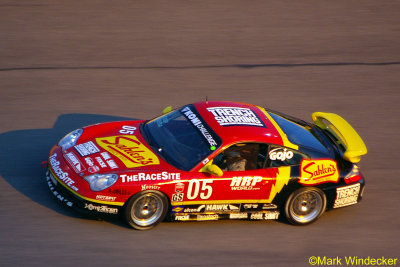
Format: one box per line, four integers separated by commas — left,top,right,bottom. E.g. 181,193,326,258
46,169,121,216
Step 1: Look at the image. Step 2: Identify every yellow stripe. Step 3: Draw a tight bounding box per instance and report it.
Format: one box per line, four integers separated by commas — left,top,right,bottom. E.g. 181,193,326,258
257,106,298,150
171,199,274,206
50,169,125,206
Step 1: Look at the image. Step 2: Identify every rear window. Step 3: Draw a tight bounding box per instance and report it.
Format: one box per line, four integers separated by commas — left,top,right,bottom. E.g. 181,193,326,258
268,112,329,154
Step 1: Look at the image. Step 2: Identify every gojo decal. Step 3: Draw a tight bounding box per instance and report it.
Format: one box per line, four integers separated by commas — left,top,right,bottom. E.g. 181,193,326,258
299,159,339,185
269,148,294,161
119,125,136,135
187,180,213,200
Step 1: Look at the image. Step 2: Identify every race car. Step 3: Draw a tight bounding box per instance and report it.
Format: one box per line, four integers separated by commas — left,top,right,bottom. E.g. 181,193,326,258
45,101,367,230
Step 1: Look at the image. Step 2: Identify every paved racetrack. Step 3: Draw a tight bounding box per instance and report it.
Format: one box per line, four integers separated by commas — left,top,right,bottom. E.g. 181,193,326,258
1,1,399,266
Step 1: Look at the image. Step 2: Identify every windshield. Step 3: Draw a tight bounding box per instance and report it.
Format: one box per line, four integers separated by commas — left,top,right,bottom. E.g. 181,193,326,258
268,112,329,154
143,105,221,171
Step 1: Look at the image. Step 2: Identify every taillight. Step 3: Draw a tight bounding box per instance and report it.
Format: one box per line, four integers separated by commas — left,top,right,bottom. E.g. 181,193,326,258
344,164,362,184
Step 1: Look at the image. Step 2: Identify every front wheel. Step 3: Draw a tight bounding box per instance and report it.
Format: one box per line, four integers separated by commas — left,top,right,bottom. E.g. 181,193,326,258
284,187,326,225
124,191,169,230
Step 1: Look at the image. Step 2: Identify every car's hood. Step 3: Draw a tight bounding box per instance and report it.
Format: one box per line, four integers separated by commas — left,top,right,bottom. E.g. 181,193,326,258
62,120,174,176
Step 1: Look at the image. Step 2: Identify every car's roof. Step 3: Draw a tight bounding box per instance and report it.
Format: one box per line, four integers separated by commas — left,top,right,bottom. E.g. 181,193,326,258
192,101,287,148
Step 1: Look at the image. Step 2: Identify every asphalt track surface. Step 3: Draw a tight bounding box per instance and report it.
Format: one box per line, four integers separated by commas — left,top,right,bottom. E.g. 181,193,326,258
1,1,400,266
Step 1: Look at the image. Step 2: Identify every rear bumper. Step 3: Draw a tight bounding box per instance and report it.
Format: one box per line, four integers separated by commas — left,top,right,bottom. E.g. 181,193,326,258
324,176,365,209
46,169,121,216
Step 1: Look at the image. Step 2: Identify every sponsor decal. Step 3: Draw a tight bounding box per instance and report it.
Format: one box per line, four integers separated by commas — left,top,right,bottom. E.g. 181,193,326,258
119,125,136,135
107,159,118,169
172,193,184,202
88,165,100,173
171,206,184,213
269,148,294,161
101,152,112,160
141,184,161,191
299,159,339,185
175,214,190,221
262,203,278,210
181,106,218,147
229,213,248,219
197,214,219,221
334,183,360,208
74,141,100,157
184,205,205,213
85,157,95,166
64,152,85,172
230,176,263,190
250,211,279,220
207,107,265,127
46,171,73,207
120,172,181,182
205,204,239,212
243,204,258,210
95,195,117,201
49,153,78,191
95,156,107,168
96,135,159,168
202,158,210,165
107,188,130,196
84,203,118,214
175,182,184,193
264,211,280,220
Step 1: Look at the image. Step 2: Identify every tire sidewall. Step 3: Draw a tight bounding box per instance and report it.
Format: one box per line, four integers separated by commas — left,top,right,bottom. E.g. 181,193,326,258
284,186,326,225
124,190,169,230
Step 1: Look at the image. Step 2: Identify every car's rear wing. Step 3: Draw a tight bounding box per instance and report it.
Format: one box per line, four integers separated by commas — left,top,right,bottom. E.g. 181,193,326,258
312,112,367,163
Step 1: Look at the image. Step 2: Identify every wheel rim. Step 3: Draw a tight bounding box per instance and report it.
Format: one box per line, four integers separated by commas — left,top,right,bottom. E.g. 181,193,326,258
290,190,323,223
131,193,164,227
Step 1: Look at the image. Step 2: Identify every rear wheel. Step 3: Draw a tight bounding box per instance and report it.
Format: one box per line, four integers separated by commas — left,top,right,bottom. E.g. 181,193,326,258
285,187,326,225
124,191,168,230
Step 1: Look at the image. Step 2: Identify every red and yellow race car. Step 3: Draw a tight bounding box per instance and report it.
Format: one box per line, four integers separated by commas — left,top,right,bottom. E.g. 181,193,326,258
45,101,367,230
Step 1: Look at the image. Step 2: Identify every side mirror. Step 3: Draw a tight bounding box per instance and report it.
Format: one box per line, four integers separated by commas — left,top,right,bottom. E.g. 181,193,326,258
162,106,173,114
202,164,223,177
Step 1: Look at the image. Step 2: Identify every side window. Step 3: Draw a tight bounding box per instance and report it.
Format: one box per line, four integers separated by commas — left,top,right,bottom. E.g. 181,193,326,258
213,143,269,171
267,145,308,167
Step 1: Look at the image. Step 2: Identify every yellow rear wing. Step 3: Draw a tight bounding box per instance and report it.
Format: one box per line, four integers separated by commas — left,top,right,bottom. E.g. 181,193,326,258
312,112,367,163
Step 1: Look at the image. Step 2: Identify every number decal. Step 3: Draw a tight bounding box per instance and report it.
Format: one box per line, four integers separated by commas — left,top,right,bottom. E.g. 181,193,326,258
187,180,213,200
119,125,136,135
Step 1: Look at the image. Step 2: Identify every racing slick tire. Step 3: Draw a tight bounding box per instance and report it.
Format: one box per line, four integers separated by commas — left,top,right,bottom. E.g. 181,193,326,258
284,187,326,225
124,190,169,230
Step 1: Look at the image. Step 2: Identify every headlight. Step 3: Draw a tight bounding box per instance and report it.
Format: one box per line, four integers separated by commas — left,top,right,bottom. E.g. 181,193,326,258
84,174,118,191
58,129,83,150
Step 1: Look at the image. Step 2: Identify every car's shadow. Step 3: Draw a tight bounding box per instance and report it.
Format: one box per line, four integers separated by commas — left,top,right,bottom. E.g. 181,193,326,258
0,113,137,226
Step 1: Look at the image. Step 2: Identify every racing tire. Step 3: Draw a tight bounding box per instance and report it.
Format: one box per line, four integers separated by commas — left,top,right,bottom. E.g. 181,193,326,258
284,187,326,225
124,191,169,230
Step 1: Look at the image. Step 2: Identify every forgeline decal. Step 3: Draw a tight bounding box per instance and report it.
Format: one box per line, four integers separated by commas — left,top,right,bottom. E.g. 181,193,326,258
333,183,360,208
120,172,181,182
181,106,218,147
96,135,160,168
207,107,265,127
197,214,219,221
299,159,339,185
